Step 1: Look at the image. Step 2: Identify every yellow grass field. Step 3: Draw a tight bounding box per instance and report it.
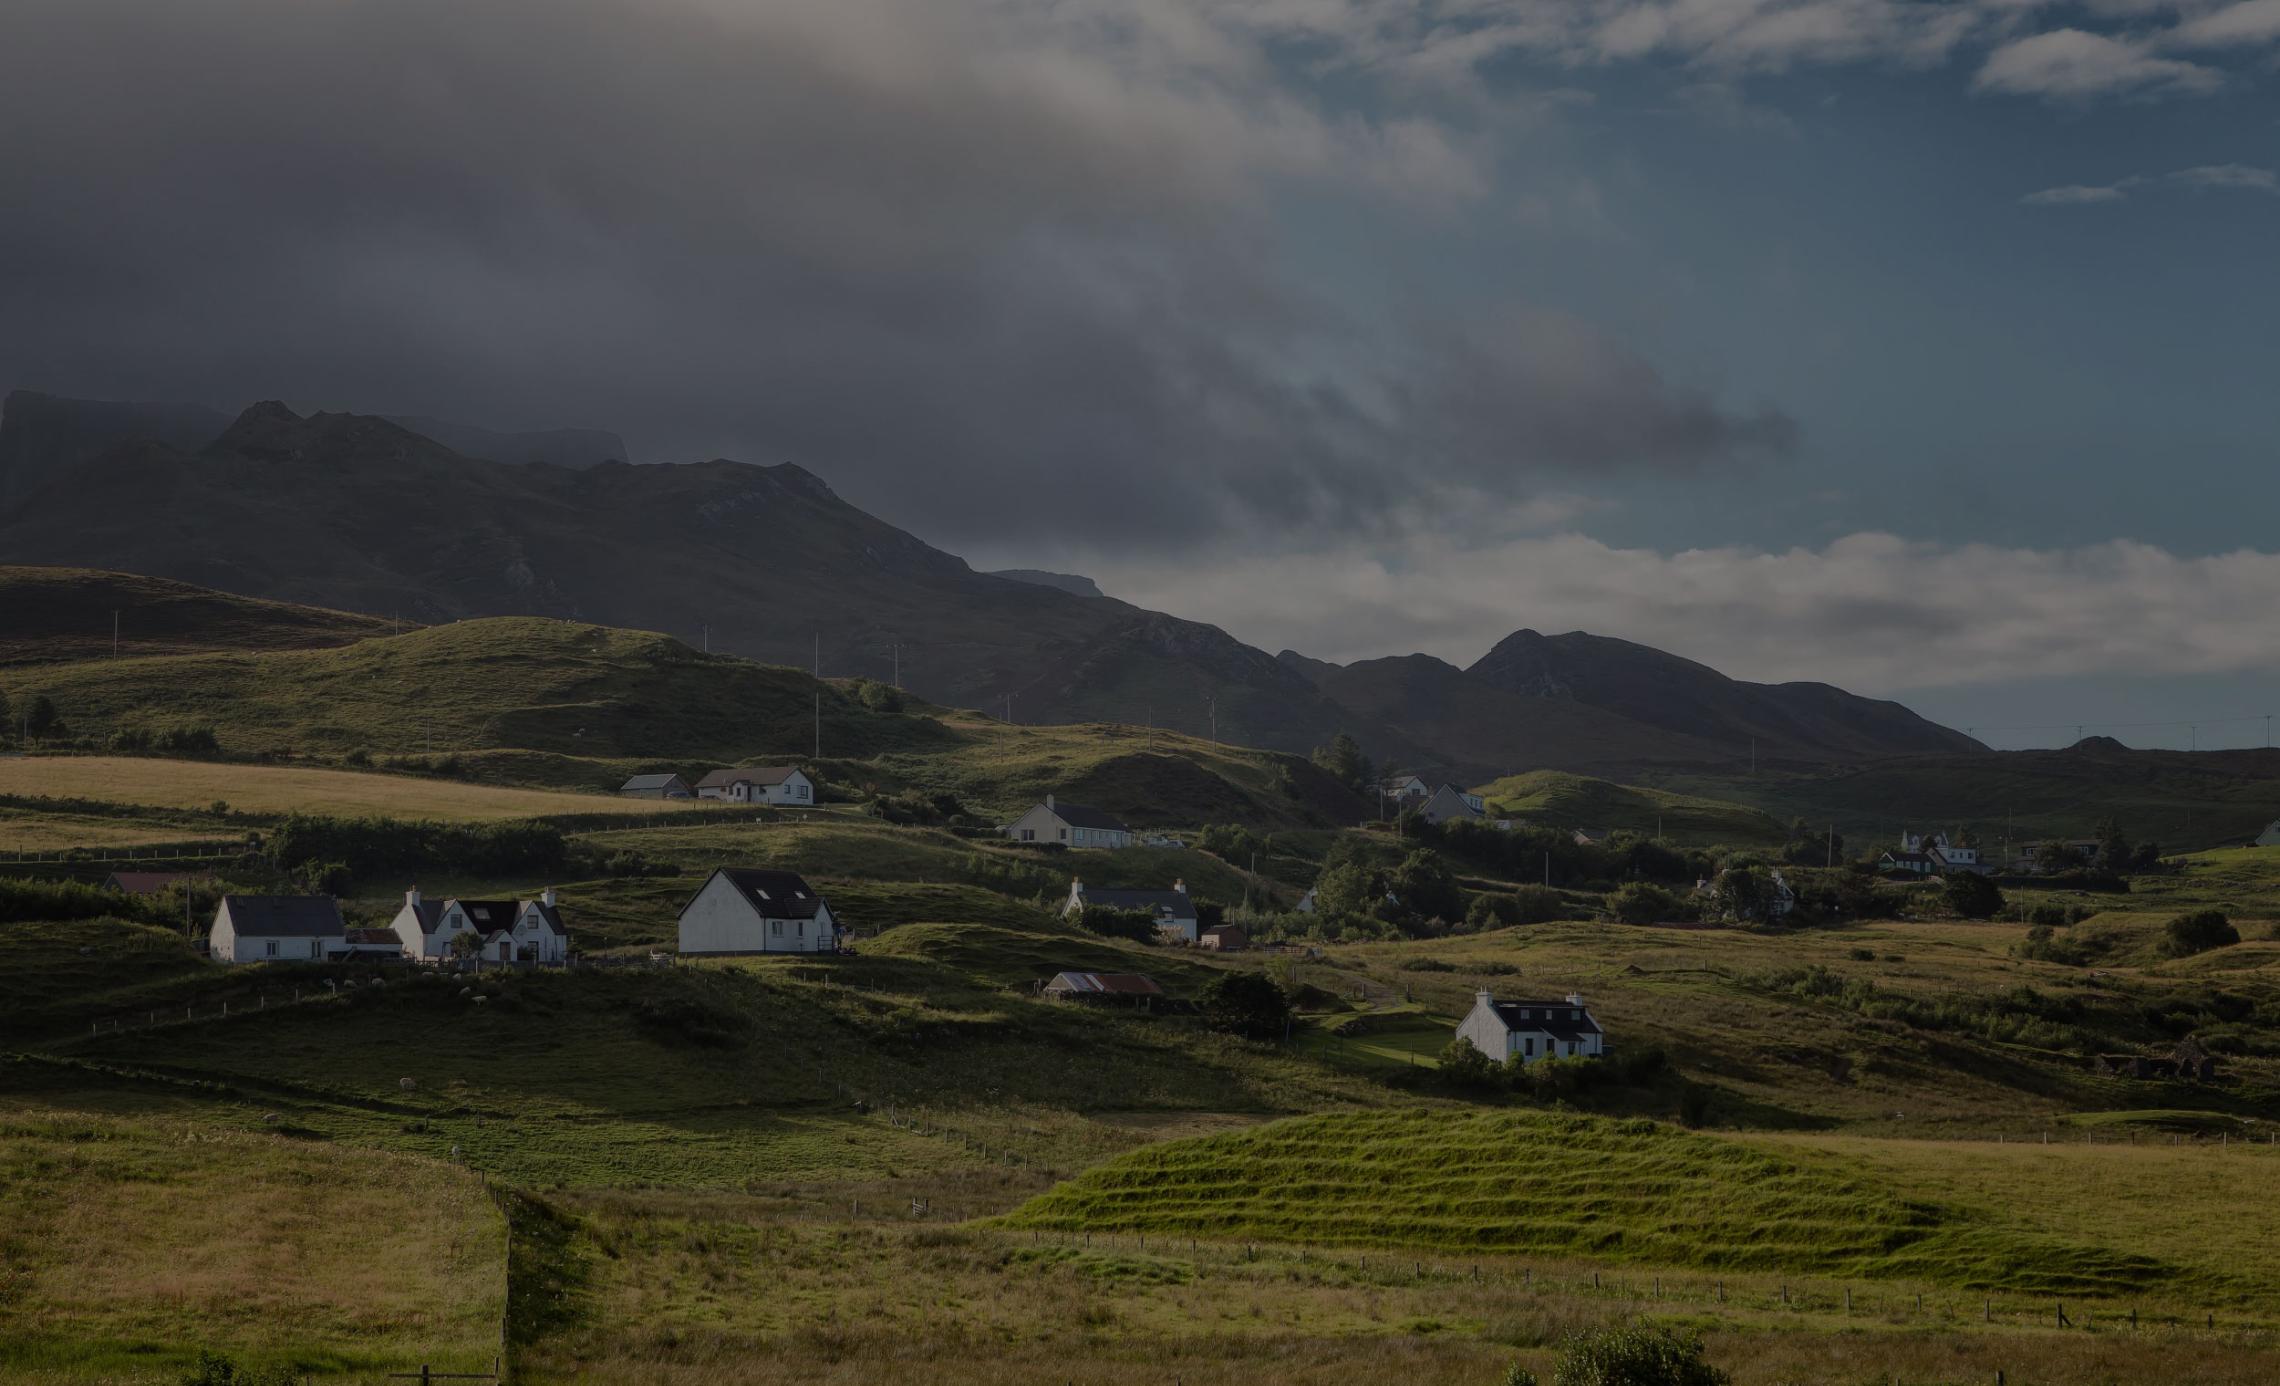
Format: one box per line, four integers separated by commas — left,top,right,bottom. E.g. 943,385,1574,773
0,756,705,823
0,806,231,853
0,1105,506,1384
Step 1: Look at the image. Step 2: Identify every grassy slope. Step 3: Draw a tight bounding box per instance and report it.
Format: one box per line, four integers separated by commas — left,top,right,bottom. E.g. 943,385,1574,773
0,756,711,827
1472,769,1788,847
999,1109,2169,1296
0,1105,502,1384
0,564,396,666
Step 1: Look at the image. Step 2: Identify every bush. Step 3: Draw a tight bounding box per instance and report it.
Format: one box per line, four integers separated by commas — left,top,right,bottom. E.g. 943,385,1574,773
0,876,165,925
1602,883,1686,925
1552,1325,1729,1386
1201,972,1291,1040
855,679,904,713
1944,872,2006,920
1468,885,1567,930
2163,909,2239,958
1076,905,1160,944
1439,1037,1500,1091
1399,956,1457,972
178,1352,302,1386
266,814,566,879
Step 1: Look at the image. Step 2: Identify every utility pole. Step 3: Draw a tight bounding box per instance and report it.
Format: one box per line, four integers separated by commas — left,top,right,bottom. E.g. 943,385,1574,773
1826,824,1835,870
813,631,820,679
1207,696,1217,747
702,623,709,654
1749,737,1756,776
892,644,901,690
1004,693,1015,724
112,610,119,658
814,689,820,760
1543,851,1550,887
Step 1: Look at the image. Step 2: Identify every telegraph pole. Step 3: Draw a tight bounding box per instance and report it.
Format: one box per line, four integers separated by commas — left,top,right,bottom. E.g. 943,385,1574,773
1207,696,1217,747
112,610,119,658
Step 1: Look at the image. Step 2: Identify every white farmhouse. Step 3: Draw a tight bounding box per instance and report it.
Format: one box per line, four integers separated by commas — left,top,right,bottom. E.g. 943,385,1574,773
208,895,347,964
695,766,816,806
2259,820,2280,848
677,867,839,955
1901,832,1985,874
1419,783,1488,826
1456,990,1605,1065
1064,878,1199,943
1004,795,1134,850
388,888,570,964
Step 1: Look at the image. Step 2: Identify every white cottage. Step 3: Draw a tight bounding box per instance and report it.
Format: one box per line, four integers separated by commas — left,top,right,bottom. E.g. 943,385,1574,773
1455,990,1605,1065
1004,795,1134,850
1419,783,1488,826
388,888,570,964
695,766,816,806
208,895,347,964
677,867,839,955
1064,878,1199,943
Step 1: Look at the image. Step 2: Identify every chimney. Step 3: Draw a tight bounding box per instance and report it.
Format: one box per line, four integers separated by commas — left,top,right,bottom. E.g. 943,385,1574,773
1173,878,1186,894
406,886,421,908
542,886,557,908
1566,991,1585,1008
1476,989,1494,1008
1046,793,1055,811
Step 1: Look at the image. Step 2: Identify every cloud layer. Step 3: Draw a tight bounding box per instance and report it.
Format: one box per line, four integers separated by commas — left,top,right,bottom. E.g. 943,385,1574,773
2022,163,2280,204
1082,530,2280,695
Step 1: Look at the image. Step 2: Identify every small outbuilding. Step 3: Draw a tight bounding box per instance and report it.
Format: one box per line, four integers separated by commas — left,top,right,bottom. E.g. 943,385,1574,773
1198,924,1250,952
677,868,839,955
1040,971,1164,1006
208,895,347,964
619,773,694,800
695,766,817,806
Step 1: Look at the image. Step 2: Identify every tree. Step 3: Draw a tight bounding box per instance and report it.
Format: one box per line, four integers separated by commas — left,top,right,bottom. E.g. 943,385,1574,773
1705,866,1771,923
1201,972,1290,1040
1077,905,1160,944
449,929,483,960
1438,1036,1498,1090
1310,732,1375,793
0,688,11,739
1389,849,1466,927
24,695,57,741
1466,885,1566,930
2094,816,2134,873
2163,909,2238,958
1551,1325,1730,1386
1943,872,2005,920
1603,882,1685,925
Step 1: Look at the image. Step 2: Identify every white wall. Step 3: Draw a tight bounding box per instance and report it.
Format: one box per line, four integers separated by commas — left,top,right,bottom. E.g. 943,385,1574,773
677,873,836,954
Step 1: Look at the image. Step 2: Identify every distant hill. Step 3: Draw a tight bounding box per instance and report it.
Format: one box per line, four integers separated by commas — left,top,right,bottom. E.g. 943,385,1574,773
1473,769,1789,848
0,565,397,665
988,568,1105,599
1468,629,1984,763
0,392,1979,777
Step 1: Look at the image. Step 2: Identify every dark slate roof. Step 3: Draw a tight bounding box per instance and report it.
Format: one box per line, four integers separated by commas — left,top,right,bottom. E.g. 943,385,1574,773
1484,999,1602,1040
527,901,567,937
220,895,345,938
707,868,829,920
1076,886,1196,918
454,899,519,934
697,765,801,789
620,773,686,790
1045,799,1130,832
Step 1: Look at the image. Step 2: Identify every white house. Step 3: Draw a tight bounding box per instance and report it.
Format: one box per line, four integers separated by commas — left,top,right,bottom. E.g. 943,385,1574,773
1901,832,1985,874
1456,990,1606,1065
2259,820,2280,848
388,888,570,964
619,773,693,800
1064,878,1199,943
1419,783,1487,826
677,867,839,955
1294,887,1317,914
1879,850,1940,876
695,766,816,806
208,895,347,964
1004,795,1134,850
1381,773,1430,802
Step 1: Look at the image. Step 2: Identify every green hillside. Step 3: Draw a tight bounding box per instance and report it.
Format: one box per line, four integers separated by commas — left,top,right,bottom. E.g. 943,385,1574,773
1473,769,1788,846
0,564,397,665
1001,1108,2162,1294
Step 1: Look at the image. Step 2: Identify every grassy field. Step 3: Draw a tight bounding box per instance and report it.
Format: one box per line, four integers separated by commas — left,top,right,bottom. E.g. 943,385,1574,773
0,1104,504,1385
1472,770,1788,847
0,756,696,823
0,565,397,666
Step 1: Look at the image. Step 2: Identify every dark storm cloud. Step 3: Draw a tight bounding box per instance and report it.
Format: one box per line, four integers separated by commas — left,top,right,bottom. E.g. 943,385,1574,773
0,0,1792,552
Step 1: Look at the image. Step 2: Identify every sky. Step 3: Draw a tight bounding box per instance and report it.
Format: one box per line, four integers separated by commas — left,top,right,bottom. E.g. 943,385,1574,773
4,0,2277,749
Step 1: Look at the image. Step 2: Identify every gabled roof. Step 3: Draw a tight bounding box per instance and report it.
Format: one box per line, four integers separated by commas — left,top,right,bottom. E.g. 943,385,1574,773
620,773,687,790
1045,971,1163,995
453,899,519,934
1481,998,1603,1040
219,895,345,938
1040,799,1130,832
526,901,567,937
1882,851,1937,868
704,867,830,920
1074,886,1196,918
107,871,199,895
697,765,803,789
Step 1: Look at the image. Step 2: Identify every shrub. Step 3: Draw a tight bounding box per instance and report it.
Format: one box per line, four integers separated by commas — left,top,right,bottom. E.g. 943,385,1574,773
1077,905,1159,944
1552,1325,1729,1386
1943,872,2005,920
2163,909,2239,958
855,679,904,713
266,814,567,879
1399,956,1457,972
1438,1037,1499,1090
1501,1365,1541,1386
1602,883,1686,925
0,876,164,925
1201,972,1291,1040
178,1352,301,1386
1468,885,1567,930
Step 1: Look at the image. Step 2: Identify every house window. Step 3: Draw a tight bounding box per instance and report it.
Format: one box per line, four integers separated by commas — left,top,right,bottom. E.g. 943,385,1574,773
1020,829,1034,842
798,784,809,800
796,920,805,936
1059,828,1068,841
771,920,782,936
265,940,278,957
1523,1037,1534,1056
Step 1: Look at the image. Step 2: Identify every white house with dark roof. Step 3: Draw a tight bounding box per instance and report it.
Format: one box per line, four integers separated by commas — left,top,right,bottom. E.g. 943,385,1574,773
677,867,839,955
387,888,570,964
695,766,815,806
1004,794,1134,849
1419,783,1488,826
1064,878,1199,943
1456,990,1605,1065
208,895,347,964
